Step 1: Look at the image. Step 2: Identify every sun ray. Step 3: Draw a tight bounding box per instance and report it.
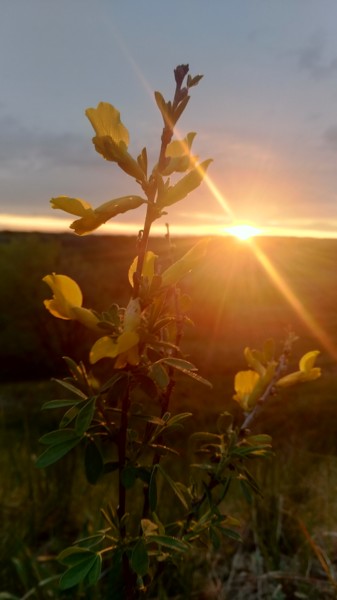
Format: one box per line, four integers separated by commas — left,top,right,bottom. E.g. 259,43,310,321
250,240,337,362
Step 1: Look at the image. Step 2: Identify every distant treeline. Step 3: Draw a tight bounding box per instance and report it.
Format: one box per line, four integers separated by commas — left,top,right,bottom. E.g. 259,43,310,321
1,231,336,382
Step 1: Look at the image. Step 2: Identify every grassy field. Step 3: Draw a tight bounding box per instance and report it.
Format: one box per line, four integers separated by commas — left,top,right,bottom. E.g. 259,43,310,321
1,232,337,598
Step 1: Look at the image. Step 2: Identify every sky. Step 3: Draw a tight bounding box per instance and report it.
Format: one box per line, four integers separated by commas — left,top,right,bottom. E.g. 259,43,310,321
2,0,337,238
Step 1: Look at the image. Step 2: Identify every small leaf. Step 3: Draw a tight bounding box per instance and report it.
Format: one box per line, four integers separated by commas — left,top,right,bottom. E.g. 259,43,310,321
39,428,79,445
157,159,212,208
59,555,97,590
58,546,92,566
76,534,106,549
75,397,96,435
85,440,104,484
85,554,102,586
52,378,87,399
131,539,149,577
41,398,84,410
159,358,212,388
149,466,158,512
146,535,189,553
60,405,79,428
149,363,170,389
141,519,158,536
36,437,82,468
158,465,189,510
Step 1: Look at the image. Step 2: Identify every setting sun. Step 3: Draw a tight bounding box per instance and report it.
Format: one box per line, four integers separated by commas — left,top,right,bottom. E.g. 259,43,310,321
226,224,261,240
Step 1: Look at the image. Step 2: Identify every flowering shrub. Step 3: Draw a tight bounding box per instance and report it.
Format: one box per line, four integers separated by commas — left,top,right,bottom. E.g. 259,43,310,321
38,65,321,598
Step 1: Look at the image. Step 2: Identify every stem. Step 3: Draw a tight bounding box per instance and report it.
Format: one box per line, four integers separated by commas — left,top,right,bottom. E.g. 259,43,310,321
134,66,190,296
118,381,130,529
240,333,295,433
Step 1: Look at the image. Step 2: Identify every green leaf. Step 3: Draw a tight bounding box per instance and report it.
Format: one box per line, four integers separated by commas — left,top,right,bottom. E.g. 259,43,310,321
58,546,92,566
76,534,106,549
165,412,192,427
41,398,84,410
149,363,170,390
218,527,242,541
154,91,171,126
52,378,87,399
172,95,190,125
160,358,197,372
131,539,149,577
70,195,147,235
149,466,158,512
85,554,102,586
157,159,212,208
85,440,104,484
36,437,82,468
158,465,189,510
160,238,211,288
60,405,79,428
75,397,96,435
159,358,212,388
137,147,148,177
146,535,189,553
59,554,97,590
39,428,79,445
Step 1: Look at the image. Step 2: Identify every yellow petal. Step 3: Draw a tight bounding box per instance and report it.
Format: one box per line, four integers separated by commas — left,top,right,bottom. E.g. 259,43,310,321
128,251,157,287
276,370,302,388
85,102,129,146
158,159,212,208
90,336,119,364
50,196,94,217
43,274,83,319
302,367,321,382
123,298,141,332
116,331,139,354
160,238,210,288
234,370,260,397
166,133,196,157
299,350,320,373
71,306,100,330
114,344,140,369
43,298,71,320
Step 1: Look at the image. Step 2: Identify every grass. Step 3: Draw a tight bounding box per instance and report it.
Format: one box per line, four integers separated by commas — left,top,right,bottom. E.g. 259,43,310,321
1,375,337,599
2,232,337,597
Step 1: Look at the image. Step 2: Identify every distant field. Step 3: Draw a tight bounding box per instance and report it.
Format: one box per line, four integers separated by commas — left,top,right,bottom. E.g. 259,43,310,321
1,231,337,597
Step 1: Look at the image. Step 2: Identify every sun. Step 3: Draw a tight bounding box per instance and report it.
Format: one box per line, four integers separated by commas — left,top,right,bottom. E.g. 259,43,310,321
226,224,261,241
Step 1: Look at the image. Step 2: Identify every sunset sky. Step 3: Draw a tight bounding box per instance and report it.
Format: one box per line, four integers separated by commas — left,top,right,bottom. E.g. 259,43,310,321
2,1,337,238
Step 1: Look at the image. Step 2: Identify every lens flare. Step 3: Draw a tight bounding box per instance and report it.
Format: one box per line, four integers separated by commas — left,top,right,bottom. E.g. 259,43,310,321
226,224,261,240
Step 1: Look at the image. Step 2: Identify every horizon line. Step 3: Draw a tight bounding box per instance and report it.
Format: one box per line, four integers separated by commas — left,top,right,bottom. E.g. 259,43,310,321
1,213,337,240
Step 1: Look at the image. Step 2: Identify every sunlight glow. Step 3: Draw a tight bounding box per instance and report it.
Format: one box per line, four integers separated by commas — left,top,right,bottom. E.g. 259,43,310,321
226,224,261,240
251,240,337,362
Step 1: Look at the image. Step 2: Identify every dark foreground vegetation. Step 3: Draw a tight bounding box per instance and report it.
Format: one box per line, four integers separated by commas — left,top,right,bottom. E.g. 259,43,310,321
1,231,337,598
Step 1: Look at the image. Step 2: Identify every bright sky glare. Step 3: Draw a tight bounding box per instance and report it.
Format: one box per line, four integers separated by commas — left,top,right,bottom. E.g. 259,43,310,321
2,1,337,238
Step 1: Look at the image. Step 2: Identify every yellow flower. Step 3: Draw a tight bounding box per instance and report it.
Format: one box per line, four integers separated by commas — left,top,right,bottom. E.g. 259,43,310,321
128,251,157,288
85,102,144,181
50,195,146,235
277,351,321,388
233,370,260,412
42,273,100,330
85,102,129,145
90,298,141,369
162,132,198,175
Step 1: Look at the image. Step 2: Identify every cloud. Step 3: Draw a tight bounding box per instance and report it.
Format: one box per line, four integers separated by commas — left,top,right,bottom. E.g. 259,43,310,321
0,115,94,172
297,33,337,80
323,125,337,149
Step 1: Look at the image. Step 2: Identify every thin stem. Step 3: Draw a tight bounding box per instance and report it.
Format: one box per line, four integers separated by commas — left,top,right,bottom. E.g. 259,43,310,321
240,333,295,433
118,380,130,530
134,66,190,295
